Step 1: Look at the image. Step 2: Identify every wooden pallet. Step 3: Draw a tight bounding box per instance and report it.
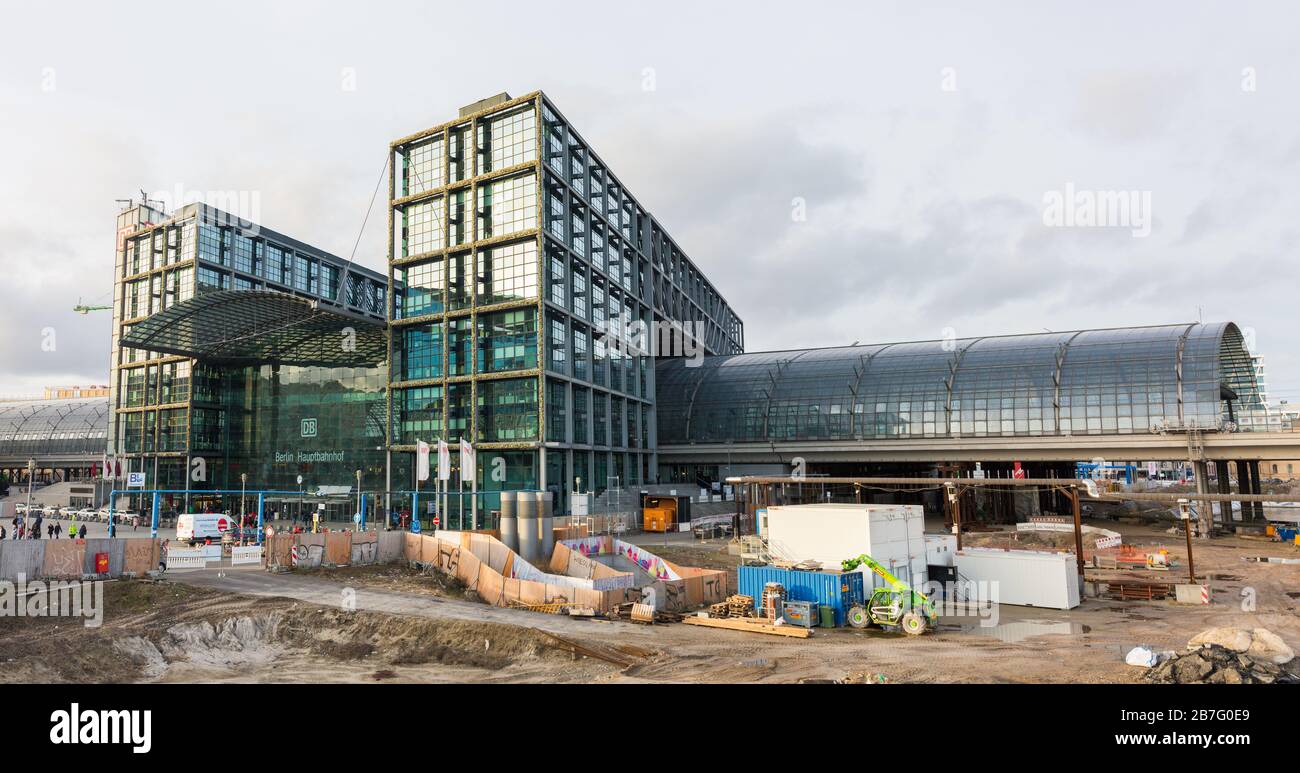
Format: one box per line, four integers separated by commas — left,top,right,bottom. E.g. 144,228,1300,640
683,615,813,638
610,602,683,624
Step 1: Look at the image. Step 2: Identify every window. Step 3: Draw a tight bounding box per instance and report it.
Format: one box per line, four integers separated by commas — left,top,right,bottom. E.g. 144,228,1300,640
196,267,226,293
264,244,285,284
402,198,444,257
573,386,589,445
547,313,567,375
232,234,253,274
479,107,537,173
197,225,222,265
593,392,608,446
477,240,538,305
397,386,443,444
450,126,473,182
448,318,472,376
571,203,587,257
449,190,470,246
402,325,443,380
571,261,587,319
547,244,566,306
477,174,537,239
447,252,471,311
405,137,445,196
448,383,471,437
478,378,538,442
477,308,537,373
294,255,312,292
572,324,589,382
397,258,444,317
546,379,567,443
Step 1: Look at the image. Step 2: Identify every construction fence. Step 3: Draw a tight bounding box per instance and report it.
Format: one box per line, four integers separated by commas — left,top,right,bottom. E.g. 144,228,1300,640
0,538,161,581
262,527,729,614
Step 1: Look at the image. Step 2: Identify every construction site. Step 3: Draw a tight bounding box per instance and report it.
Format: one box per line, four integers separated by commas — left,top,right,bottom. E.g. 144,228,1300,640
3,474,1297,686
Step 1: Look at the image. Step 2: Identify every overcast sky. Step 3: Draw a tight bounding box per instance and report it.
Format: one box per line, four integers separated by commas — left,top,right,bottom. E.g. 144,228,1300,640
2,1,1298,404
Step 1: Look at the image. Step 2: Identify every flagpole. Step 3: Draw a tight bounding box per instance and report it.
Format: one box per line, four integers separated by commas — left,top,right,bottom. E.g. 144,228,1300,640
458,437,465,531
471,443,478,531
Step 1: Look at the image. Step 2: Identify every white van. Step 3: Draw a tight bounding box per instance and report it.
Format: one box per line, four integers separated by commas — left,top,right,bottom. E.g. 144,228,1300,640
176,513,234,544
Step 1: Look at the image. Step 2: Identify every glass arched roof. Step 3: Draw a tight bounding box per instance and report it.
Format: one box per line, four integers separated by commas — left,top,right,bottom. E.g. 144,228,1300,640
655,323,1264,445
0,397,109,460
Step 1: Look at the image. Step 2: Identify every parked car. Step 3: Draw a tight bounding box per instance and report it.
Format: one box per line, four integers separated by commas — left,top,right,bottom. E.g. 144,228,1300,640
59,506,78,518
15,503,27,514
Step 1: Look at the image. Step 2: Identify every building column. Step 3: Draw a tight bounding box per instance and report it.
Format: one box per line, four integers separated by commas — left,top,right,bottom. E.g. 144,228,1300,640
1194,459,1212,537
1215,460,1233,522
1248,460,1264,521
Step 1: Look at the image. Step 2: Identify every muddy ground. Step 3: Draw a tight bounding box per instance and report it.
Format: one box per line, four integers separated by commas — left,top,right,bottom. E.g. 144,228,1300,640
2,517,1296,684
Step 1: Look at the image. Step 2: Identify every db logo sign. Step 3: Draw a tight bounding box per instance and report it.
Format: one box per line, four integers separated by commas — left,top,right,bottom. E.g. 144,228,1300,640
301,418,318,437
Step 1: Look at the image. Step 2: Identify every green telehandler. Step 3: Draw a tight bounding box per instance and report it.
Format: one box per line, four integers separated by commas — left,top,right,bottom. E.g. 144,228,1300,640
842,553,937,636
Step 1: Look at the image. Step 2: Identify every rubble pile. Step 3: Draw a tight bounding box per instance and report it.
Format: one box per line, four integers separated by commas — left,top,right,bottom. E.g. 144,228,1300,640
1144,627,1298,684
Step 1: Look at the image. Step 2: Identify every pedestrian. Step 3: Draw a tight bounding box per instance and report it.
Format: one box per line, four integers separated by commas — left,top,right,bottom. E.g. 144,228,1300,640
0,525,5,540
54,522,61,539
158,539,169,572
67,521,77,539
47,523,54,539
132,514,139,532
33,514,43,539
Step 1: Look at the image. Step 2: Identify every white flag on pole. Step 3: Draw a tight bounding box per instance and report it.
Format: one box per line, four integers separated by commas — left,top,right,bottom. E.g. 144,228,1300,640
459,438,475,480
437,440,451,481
416,440,430,482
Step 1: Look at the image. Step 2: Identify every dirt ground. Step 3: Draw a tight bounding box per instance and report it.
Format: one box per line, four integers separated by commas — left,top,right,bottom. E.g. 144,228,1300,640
3,517,1296,684
295,563,470,599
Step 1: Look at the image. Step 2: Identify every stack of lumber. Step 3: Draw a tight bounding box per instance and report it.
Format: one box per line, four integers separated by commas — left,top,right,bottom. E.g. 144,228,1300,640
683,614,812,638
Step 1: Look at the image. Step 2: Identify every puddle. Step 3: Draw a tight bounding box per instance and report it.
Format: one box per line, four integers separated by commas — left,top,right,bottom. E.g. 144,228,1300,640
944,619,1091,643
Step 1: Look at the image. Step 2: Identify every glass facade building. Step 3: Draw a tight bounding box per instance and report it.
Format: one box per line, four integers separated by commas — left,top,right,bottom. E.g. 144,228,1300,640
656,323,1267,448
388,92,744,511
107,202,396,507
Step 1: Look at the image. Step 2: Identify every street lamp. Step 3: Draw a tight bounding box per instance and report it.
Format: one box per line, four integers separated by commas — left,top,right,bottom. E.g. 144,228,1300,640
25,459,35,533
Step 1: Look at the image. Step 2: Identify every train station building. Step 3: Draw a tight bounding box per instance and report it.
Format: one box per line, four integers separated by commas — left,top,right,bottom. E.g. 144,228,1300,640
7,90,1293,525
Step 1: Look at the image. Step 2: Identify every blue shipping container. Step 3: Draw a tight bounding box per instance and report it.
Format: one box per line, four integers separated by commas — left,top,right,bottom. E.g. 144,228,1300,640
737,565,865,627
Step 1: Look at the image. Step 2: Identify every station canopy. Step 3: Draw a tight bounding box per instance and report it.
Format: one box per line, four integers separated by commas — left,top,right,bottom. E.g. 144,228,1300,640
121,289,386,368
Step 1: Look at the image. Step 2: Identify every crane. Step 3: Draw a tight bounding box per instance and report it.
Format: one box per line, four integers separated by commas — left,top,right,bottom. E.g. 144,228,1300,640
73,297,111,315
842,553,937,635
